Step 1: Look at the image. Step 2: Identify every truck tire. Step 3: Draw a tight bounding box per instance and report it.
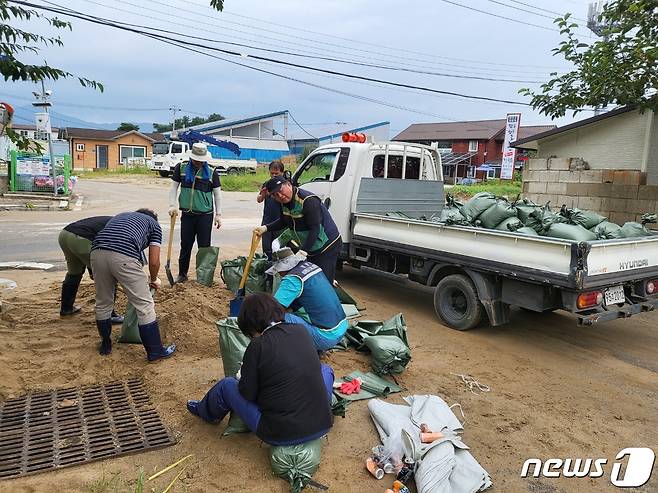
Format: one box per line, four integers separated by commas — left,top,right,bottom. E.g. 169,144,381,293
434,274,484,330
158,170,170,178
227,167,240,175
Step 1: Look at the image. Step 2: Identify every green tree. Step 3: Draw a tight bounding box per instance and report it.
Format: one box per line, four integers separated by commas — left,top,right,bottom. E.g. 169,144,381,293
117,122,139,131
152,113,225,133
520,0,658,119
1,0,224,148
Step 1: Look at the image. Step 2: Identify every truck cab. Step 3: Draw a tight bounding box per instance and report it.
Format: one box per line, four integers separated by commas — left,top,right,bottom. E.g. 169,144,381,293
151,141,189,177
291,139,442,243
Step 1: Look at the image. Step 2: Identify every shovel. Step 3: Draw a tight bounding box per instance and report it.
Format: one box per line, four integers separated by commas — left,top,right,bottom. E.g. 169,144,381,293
229,231,261,316
165,213,176,287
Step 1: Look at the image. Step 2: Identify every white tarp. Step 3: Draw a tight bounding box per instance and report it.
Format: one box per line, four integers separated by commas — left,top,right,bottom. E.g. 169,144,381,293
368,395,492,493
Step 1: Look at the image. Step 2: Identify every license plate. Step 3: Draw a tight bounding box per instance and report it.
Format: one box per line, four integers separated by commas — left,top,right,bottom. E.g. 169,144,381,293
604,285,625,305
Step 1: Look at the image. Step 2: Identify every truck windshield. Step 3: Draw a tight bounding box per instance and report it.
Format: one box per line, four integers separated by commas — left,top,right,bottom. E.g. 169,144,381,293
152,143,169,155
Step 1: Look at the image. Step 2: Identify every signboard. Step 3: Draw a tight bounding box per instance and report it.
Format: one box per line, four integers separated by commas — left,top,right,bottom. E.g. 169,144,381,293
16,154,64,176
501,113,521,180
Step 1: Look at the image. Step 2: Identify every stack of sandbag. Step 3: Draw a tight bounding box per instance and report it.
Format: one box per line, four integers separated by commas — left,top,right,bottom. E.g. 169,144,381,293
431,194,469,226
476,197,517,229
619,213,657,238
460,192,497,224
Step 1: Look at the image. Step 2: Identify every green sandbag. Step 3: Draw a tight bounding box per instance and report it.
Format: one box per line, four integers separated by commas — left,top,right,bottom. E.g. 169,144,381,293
334,283,363,309
117,302,141,344
220,254,269,294
216,317,252,435
331,394,349,417
514,198,541,225
592,221,623,239
460,192,497,223
515,226,540,236
275,228,301,249
495,216,524,232
364,335,411,375
432,207,469,226
346,313,408,351
478,199,517,229
196,246,219,286
445,192,464,210
546,222,596,242
334,371,403,401
620,214,657,238
527,203,566,234
560,206,607,229
270,438,323,493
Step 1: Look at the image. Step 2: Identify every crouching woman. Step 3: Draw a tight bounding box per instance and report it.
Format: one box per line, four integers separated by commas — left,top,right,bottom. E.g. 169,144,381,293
186,292,334,445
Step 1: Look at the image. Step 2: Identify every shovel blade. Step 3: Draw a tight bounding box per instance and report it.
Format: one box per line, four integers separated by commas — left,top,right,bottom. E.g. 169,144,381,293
165,261,175,287
229,288,246,317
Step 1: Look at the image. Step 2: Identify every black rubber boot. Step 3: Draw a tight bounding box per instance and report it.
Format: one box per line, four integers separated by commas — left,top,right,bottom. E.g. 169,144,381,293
96,318,112,355
60,273,83,316
139,320,176,362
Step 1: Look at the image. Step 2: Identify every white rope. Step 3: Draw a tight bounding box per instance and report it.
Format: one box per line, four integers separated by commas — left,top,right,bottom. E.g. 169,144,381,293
450,373,491,395
449,402,466,427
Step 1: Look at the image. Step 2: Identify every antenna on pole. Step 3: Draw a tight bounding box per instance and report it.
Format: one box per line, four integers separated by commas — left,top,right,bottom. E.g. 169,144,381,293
169,105,180,132
587,2,610,115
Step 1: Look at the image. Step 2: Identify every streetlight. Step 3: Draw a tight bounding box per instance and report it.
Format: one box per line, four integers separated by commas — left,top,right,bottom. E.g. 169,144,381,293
32,81,57,197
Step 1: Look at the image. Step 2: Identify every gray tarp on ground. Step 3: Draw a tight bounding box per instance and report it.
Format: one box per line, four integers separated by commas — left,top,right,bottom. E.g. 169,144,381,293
368,395,492,493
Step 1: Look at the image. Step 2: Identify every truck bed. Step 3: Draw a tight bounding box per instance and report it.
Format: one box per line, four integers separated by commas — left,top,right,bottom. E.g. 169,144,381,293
352,213,658,290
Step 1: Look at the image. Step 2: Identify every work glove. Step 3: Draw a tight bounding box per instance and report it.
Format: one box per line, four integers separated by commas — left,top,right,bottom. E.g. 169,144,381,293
168,207,178,217
214,214,222,229
297,250,308,260
254,225,268,236
149,277,162,290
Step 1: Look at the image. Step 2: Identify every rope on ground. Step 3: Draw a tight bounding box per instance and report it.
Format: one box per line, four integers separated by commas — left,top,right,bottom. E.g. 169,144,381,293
450,373,491,395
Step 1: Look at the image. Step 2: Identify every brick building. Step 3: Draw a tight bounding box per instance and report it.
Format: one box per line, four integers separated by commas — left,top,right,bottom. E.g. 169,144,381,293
394,119,554,183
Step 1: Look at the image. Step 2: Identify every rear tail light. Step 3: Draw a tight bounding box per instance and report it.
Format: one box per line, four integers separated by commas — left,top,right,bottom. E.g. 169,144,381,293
577,291,603,309
646,279,657,295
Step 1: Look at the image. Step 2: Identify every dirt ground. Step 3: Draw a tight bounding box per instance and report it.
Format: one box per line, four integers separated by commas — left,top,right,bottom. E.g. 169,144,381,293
1,263,657,493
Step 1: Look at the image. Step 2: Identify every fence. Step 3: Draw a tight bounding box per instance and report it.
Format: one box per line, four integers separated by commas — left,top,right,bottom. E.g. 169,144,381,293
9,150,72,195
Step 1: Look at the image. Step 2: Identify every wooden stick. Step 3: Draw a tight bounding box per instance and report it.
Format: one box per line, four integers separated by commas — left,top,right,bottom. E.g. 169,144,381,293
161,465,187,493
148,454,193,481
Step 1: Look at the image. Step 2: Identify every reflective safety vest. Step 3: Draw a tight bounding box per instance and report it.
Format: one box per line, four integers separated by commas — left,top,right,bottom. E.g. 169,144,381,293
178,162,215,214
286,261,345,330
282,188,340,254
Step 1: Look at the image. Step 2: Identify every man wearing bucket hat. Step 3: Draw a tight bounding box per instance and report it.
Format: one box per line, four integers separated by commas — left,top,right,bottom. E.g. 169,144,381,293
168,142,222,283
268,247,348,351
254,177,342,284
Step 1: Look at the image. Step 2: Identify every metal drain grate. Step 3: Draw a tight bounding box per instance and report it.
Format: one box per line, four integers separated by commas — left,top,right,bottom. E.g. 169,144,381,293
0,378,175,479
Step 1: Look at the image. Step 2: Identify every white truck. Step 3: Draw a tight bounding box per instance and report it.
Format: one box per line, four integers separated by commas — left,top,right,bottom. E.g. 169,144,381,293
291,138,658,330
149,140,257,177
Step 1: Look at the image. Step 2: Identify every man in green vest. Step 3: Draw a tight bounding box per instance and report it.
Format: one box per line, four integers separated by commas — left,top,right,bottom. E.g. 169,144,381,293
168,142,222,283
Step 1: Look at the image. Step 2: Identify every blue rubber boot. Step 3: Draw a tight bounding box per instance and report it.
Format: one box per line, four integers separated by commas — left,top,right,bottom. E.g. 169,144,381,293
187,379,230,423
96,318,112,355
138,320,176,362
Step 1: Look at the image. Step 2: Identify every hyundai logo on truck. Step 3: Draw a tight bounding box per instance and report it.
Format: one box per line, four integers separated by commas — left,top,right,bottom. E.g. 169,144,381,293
619,258,649,270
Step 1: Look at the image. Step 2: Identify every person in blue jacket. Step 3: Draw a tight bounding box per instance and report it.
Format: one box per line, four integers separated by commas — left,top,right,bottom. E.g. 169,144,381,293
267,247,348,351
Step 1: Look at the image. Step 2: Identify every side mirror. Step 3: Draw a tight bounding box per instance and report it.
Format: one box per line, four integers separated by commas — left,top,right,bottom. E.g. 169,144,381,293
283,170,292,181
324,197,331,209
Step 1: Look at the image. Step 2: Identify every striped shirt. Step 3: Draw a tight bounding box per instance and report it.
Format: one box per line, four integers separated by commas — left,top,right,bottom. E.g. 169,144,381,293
92,212,162,263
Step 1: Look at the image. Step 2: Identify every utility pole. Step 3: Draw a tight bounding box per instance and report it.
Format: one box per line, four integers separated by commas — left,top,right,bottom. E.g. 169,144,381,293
169,106,181,132
587,2,609,116
32,81,57,197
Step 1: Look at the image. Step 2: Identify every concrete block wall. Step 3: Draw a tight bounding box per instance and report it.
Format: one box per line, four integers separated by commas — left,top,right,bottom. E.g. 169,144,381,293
522,158,658,226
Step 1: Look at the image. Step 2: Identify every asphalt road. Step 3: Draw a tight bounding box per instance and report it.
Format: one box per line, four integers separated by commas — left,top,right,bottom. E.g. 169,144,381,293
0,176,262,267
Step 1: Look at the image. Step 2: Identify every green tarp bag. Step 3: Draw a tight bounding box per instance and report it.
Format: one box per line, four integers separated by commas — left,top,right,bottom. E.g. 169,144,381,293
620,214,656,238
546,223,597,242
478,199,517,229
432,207,469,226
220,254,269,294
527,203,566,234
364,335,411,375
334,371,403,402
515,226,540,236
216,317,252,435
196,246,219,287
514,198,541,226
460,192,497,223
560,206,607,230
117,301,141,344
592,221,623,239
275,228,303,250
495,216,524,232
270,438,323,493
346,313,408,351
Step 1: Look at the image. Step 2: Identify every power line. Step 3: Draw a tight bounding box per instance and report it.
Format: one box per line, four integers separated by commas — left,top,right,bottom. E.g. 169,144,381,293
484,0,559,20
506,0,588,23
287,112,316,140
70,0,561,77
21,1,530,106
436,0,558,31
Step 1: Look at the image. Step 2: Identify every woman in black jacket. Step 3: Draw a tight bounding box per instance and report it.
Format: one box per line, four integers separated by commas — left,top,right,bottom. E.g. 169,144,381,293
186,292,334,445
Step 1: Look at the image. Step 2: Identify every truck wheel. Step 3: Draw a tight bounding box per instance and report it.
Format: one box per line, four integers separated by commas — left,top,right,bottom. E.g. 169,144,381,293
227,168,240,175
434,274,483,330
158,170,170,178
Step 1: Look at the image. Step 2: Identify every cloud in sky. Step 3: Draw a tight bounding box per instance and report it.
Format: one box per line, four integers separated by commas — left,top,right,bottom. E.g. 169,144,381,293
5,0,596,133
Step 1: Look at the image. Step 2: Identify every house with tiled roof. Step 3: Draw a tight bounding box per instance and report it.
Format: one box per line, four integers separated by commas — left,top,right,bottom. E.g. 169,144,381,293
394,119,556,182
59,127,165,170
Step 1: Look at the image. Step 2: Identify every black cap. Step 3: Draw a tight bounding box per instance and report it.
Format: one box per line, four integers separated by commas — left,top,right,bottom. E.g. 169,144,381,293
264,177,286,194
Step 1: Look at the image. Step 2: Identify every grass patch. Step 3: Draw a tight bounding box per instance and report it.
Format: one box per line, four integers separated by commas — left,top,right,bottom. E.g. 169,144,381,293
77,166,154,179
221,167,270,192
450,179,522,199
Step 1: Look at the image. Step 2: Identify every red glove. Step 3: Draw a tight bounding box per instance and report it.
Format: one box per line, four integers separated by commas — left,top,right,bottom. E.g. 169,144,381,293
338,378,362,395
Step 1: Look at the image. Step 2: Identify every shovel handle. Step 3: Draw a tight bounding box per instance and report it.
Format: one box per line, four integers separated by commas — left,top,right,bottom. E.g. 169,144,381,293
166,214,176,263
238,231,261,291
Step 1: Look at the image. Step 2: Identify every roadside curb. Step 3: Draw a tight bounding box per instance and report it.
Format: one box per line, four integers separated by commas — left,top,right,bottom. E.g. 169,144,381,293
0,201,69,211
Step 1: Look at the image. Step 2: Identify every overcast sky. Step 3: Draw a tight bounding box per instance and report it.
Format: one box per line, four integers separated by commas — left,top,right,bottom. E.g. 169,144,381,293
4,0,599,136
